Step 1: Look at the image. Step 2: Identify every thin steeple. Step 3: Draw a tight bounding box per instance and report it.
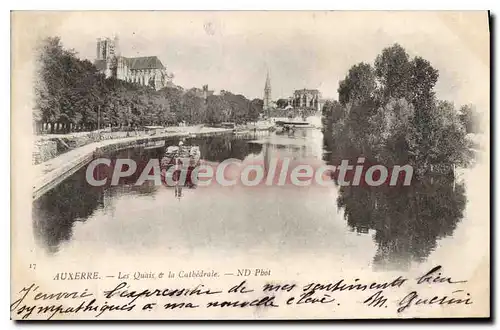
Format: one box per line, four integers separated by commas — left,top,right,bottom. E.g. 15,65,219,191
263,70,272,111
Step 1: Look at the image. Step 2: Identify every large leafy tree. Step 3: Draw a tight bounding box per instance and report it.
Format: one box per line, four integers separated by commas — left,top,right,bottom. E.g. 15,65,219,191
249,98,263,123
326,42,475,176
338,62,376,107
182,90,206,124
206,95,228,124
408,56,439,113
374,43,412,102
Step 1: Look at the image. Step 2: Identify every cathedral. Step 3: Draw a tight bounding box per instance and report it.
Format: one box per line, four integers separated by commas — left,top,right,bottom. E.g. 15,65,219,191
94,36,173,90
261,71,323,113
291,89,322,112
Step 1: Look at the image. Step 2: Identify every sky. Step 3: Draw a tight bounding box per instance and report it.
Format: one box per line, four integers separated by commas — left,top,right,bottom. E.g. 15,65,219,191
30,11,489,110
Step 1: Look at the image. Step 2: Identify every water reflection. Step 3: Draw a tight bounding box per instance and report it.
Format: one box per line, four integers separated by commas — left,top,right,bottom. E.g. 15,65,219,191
32,172,105,254
323,134,466,270
32,133,265,253
32,129,466,271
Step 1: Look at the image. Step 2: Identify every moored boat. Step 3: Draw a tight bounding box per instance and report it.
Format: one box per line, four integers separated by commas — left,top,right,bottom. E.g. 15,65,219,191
160,143,201,184
161,144,201,169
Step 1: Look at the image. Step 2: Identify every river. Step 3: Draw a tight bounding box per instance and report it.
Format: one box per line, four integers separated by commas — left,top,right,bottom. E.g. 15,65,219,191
32,127,475,271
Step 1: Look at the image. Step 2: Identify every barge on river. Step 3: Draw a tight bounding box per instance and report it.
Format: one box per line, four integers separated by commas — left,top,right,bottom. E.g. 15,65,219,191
160,143,201,183
273,120,315,134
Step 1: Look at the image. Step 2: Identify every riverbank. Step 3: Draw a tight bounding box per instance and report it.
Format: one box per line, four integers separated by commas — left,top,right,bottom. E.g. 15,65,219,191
34,122,277,162
33,127,234,201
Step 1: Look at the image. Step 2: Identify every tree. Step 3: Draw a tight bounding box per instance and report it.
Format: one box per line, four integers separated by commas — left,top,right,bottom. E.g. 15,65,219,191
408,56,439,113
321,100,345,132
34,36,276,135
459,104,481,134
369,98,416,165
276,98,289,108
182,90,205,124
35,37,67,132
222,92,249,124
206,95,227,124
374,43,412,102
249,98,263,122
427,101,469,167
331,100,346,123
324,42,475,177
338,63,376,107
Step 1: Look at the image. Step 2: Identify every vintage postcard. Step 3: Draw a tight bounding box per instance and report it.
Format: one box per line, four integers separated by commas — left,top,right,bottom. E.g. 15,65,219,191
11,11,490,320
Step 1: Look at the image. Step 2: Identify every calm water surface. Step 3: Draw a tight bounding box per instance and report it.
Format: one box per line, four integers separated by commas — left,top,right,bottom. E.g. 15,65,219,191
33,128,468,270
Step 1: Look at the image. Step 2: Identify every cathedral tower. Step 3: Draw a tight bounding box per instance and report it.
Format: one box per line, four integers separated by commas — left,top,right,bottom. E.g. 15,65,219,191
94,35,173,90
96,37,117,78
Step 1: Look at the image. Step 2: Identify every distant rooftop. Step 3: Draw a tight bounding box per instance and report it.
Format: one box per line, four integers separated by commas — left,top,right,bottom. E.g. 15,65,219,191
94,56,165,71
124,56,165,70
294,88,320,93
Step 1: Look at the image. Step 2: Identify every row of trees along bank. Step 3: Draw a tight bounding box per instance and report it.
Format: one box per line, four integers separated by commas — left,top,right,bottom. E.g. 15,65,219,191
322,43,482,177
33,37,263,134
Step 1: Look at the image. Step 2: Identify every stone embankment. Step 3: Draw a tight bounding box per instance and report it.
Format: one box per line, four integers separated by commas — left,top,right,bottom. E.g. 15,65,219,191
32,127,233,201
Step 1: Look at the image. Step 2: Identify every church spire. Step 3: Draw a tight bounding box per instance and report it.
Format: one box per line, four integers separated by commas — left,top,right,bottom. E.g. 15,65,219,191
263,70,272,112
265,71,271,90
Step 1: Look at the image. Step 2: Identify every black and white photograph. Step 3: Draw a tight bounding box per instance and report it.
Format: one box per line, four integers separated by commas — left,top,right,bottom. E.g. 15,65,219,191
10,11,490,320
